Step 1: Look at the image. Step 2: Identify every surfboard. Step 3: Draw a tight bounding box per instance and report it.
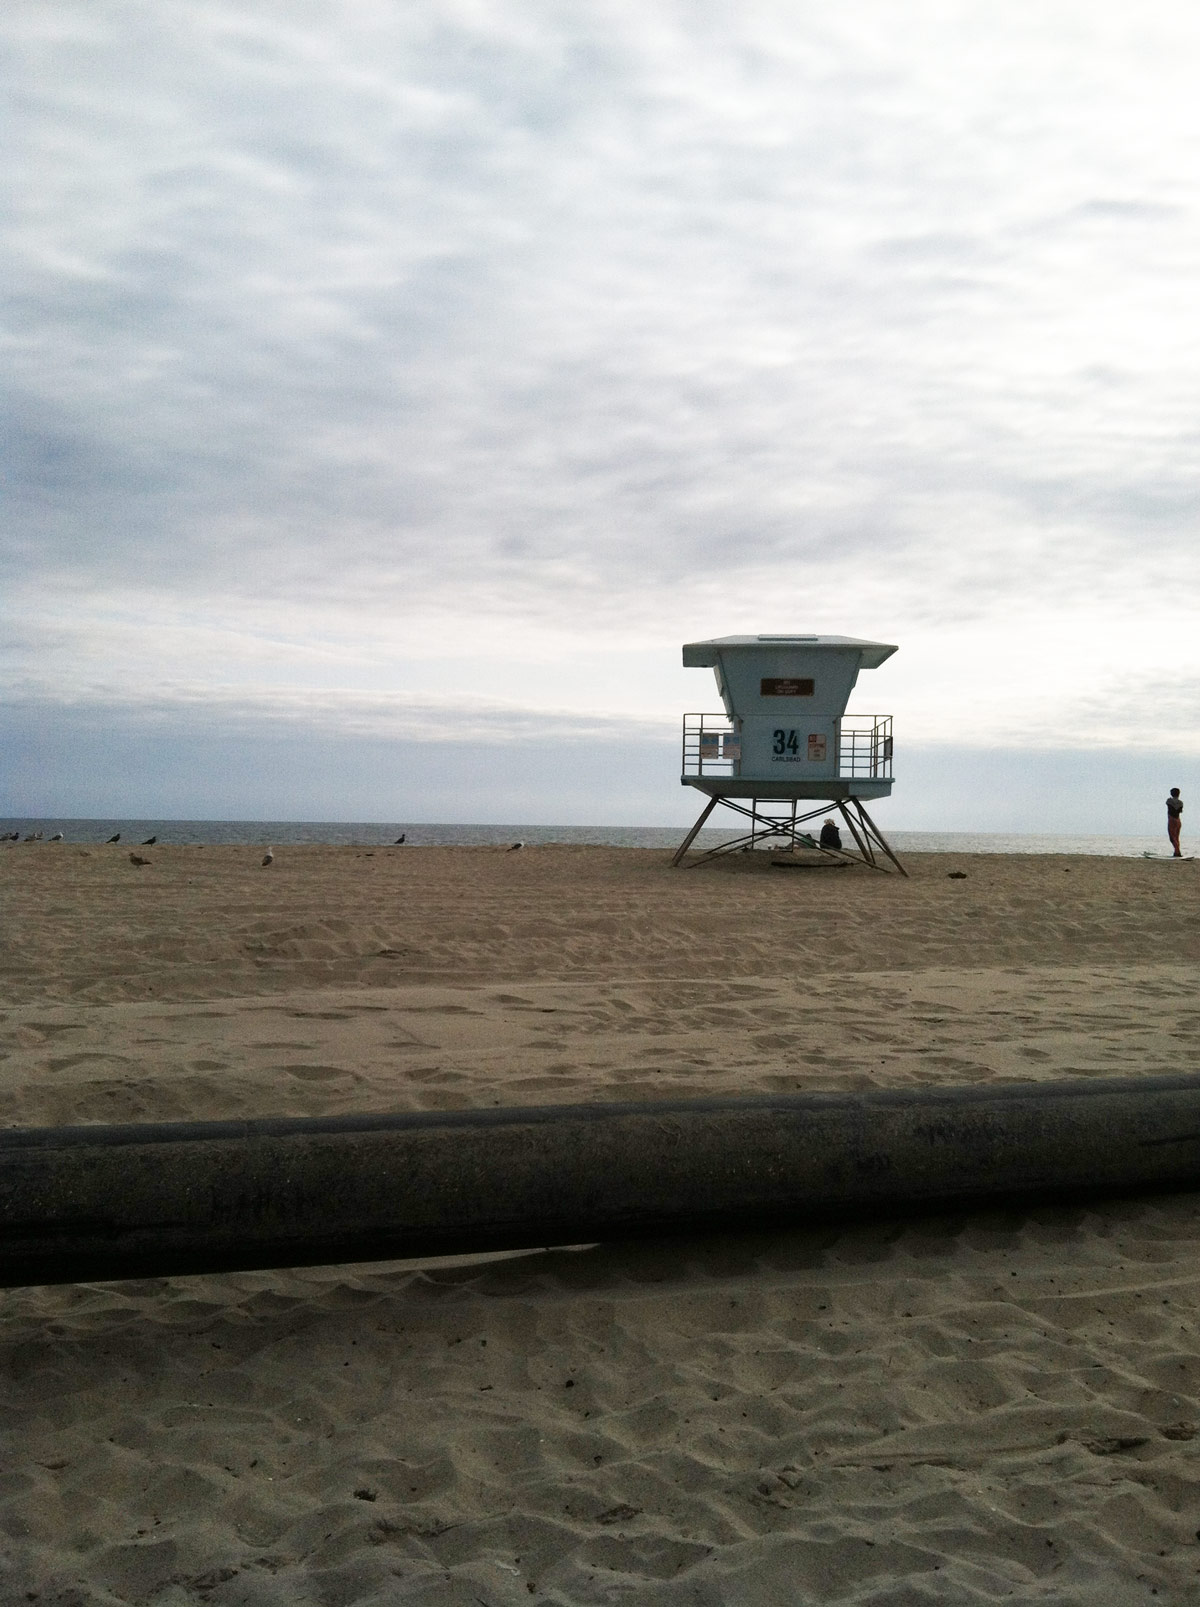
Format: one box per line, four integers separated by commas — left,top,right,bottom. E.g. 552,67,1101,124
1142,852,1194,860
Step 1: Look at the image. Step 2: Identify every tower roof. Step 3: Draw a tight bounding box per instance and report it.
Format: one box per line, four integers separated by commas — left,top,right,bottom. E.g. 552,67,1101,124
682,635,898,670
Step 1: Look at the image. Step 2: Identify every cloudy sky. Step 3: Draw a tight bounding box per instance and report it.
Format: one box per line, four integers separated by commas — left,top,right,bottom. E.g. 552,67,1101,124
5,1,1200,829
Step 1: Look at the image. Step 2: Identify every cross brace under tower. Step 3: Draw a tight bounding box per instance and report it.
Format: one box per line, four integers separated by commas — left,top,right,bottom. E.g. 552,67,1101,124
672,794,907,874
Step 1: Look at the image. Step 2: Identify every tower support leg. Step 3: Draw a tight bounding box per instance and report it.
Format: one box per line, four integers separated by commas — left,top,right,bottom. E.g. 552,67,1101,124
847,798,907,875
836,801,874,866
671,795,719,866
673,794,906,874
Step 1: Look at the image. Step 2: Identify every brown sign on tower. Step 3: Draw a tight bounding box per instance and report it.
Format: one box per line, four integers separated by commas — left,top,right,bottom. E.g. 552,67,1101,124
761,678,814,697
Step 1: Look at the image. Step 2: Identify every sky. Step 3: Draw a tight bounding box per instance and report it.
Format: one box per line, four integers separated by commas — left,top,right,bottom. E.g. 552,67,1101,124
5,1,1200,830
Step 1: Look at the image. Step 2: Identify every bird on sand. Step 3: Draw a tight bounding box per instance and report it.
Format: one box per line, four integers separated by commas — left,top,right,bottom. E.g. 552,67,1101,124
49,832,64,841
394,834,406,844
508,841,525,851
129,853,151,867
106,833,120,843
261,847,274,866
141,835,157,845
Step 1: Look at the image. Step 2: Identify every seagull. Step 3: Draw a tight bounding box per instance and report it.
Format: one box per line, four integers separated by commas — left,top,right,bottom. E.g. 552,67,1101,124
129,853,151,867
394,834,406,844
49,832,64,841
141,835,157,845
508,841,525,851
261,847,274,866
106,833,120,843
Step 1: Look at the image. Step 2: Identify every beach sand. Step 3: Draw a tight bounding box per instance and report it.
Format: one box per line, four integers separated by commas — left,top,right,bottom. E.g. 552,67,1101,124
3,843,1200,1603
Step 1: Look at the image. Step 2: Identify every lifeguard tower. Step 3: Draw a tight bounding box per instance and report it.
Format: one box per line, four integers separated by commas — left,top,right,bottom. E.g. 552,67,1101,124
674,634,905,872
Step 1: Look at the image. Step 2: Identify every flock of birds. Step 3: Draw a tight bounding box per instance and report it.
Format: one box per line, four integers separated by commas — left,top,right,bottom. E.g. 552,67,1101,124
5,832,528,861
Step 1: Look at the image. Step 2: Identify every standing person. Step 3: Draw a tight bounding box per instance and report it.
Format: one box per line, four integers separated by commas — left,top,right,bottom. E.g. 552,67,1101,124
1166,788,1183,857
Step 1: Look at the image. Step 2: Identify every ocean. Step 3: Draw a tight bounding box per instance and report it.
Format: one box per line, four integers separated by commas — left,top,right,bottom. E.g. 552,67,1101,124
0,818,1174,857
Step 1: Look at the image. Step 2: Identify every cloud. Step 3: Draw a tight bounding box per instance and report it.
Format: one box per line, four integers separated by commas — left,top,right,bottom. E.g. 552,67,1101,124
1,679,670,744
5,0,1200,816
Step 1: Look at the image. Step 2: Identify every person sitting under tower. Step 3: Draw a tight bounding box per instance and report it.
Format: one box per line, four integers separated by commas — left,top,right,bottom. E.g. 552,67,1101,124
819,817,842,851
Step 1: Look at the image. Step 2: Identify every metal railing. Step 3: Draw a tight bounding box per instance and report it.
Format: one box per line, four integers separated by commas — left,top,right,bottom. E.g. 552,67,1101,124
682,713,893,778
681,713,739,776
839,715,894,779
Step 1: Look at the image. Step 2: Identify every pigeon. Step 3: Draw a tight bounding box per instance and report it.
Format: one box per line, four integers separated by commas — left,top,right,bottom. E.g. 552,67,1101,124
508,841,525,851
394,834,406,844
141,835,157,845
106,833,120,843
261,847,274,866
129,853,151,867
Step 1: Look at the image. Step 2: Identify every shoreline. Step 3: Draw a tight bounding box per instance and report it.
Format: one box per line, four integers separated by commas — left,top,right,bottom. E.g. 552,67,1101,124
1,818,1176,856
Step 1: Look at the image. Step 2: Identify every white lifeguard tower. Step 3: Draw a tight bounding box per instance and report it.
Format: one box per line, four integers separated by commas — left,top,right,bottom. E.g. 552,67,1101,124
674,634,905,872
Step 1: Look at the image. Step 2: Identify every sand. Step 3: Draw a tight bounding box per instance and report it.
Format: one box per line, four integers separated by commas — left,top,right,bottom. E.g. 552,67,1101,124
2,842,1200,1603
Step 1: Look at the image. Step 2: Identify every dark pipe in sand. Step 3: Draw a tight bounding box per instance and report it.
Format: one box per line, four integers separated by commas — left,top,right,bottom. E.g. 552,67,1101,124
4,1076,1200,1287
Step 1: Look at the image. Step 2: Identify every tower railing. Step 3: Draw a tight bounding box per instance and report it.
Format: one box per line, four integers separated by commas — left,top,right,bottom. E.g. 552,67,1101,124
682,714,893,778
681,713,738,776
839,715,894,779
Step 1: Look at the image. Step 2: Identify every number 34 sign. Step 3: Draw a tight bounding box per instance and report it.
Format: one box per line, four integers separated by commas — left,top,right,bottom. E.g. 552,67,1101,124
772,730,827,762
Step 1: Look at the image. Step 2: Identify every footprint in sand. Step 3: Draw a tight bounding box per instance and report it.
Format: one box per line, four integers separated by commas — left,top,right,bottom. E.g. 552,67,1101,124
47,1052,134,1072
